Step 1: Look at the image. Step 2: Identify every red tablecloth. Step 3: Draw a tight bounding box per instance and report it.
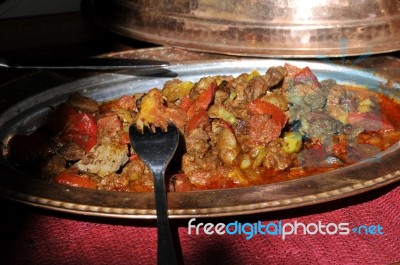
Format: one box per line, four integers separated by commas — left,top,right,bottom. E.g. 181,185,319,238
0,182,399,265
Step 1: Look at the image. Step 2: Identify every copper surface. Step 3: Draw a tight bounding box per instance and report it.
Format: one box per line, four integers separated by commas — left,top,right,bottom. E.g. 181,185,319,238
84,0,400,57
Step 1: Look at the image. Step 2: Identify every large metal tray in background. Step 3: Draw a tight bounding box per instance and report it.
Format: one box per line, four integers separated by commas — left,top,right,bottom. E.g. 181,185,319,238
0,59,400,219
83,0,400,57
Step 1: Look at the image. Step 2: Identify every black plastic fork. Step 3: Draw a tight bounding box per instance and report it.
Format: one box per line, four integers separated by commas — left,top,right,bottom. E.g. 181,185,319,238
129,123,180,265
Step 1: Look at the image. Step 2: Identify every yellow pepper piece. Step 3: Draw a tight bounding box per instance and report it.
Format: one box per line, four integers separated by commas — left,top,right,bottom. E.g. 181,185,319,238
244,70,260,82
116,109,133,124
358,98,372,113
250,146,267,167
338,114,348,124
162,81,194,102
240,155,252,169
207,105,237,125
219,108,237,125
283,132,303,154
228,167,249,185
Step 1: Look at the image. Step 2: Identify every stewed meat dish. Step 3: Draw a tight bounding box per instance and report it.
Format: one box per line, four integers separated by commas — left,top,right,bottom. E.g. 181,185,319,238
8,63,400,192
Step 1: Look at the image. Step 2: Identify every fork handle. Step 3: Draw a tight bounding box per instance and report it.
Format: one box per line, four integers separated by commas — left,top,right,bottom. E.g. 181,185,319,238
153,170,179,265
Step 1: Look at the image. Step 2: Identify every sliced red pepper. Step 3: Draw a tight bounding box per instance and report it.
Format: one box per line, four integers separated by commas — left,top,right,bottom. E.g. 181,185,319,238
196,82,218,110
179,95,193,111
62,113,98,153
293,66,320,88
54,171,97,189
186,110,209,132
248,99,287,128
186,82,217,118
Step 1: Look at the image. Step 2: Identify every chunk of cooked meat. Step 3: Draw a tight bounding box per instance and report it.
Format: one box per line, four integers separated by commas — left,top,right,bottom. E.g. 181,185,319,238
189,76,217,98
263,140,294,171
264,66,288,88
57,142,85,161
120,159,147,181
74,143,129,177
214,80,232,104
67,93,99,114
245,76,269,100
41,155,66,177
326,84,354,122
233,67,287,103
185,128,210,159
301,112,344,145
233,119,250,135
97,113,123,142
182,153,221,174
98,172,130,191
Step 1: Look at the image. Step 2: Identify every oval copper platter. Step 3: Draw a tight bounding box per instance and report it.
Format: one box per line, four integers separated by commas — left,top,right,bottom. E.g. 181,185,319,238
0,59,399,219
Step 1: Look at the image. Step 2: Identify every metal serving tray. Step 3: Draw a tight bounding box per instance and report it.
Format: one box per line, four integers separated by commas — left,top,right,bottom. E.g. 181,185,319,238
0,59,399,219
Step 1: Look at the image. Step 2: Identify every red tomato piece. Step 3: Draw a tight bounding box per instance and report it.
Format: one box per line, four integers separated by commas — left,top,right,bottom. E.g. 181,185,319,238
187,82,217,118
62,113,98,153
249,115,282,145
248,99,287,128
54,171,97,189
186,110,209,132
